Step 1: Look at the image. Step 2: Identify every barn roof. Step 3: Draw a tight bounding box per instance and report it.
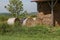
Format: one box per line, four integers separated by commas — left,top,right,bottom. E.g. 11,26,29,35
31,0,57,2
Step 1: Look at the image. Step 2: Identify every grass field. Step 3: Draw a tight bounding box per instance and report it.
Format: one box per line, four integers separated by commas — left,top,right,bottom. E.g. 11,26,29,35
0,25,60,40
0,32,60,40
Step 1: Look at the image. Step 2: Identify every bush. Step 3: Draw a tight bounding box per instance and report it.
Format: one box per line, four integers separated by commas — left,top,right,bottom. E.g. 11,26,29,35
0,22,22,34
0,23,11,34
0,15,10,21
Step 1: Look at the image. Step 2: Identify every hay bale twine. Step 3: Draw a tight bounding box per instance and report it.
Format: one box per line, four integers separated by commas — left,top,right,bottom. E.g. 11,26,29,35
7,18,20,25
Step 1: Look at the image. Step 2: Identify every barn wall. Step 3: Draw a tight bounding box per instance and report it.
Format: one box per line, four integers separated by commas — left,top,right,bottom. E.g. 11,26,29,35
54,3,60,26
37,2,60,26
37,2,51,14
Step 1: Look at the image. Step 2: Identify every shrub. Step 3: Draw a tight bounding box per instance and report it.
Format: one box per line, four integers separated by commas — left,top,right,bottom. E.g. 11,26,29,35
0,15,9,21
0,23,11,34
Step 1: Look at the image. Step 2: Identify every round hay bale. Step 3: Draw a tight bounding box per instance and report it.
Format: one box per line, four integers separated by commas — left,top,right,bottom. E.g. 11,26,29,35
22,18,28,25
22,17,36,27
26,18,36,27
7,18,20,25
36,18,43,25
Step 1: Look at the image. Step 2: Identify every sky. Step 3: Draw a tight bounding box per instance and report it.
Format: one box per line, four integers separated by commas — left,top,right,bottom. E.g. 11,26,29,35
0,0,37,13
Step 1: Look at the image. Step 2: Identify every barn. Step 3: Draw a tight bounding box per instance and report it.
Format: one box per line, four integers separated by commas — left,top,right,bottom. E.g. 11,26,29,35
31,0,60,26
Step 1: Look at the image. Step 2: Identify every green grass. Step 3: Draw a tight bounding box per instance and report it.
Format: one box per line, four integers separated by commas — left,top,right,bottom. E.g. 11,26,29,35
0,25,60,40
0,24,60,40
0,32,60,40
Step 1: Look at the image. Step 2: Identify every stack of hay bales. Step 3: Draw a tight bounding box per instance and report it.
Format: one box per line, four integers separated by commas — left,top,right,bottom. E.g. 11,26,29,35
36,12,52,26
37,12,44,19
42,14,52,26
36,12,44,25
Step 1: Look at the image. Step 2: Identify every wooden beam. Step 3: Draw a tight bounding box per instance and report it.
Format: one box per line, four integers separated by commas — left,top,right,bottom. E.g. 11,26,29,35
47,0,58,26
51,0,54,26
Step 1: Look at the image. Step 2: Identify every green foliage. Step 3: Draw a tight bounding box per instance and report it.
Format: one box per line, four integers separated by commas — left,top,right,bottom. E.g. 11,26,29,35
30,15,37,18
0,23,21,34
0,23,11,34
5,0,23,17
19,11,28,18
0,15,9,21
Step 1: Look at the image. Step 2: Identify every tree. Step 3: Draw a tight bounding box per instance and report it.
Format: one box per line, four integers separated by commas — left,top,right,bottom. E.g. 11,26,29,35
19,11,28,18
5,0,23,18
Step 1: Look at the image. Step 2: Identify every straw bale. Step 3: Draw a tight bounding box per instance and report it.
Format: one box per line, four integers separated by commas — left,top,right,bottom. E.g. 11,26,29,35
24,17,36,27
37,12,44,19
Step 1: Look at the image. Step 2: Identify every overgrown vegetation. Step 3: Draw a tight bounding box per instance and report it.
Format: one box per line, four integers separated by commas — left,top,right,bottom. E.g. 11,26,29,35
0,22,60,40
